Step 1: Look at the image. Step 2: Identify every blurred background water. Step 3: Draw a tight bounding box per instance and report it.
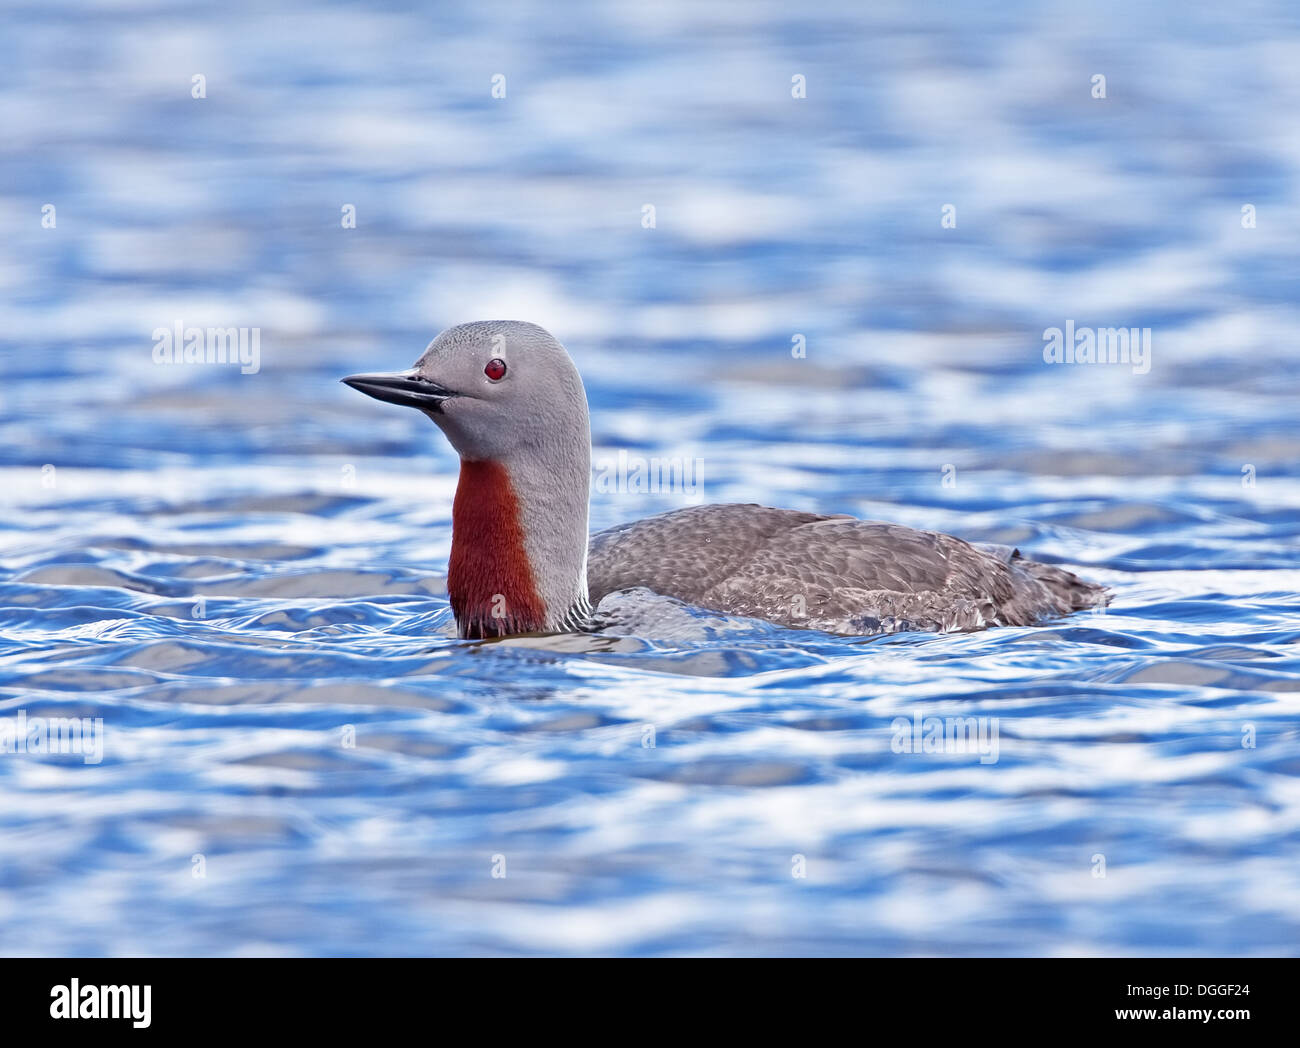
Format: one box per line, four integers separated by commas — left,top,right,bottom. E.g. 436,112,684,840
1,0,1299,955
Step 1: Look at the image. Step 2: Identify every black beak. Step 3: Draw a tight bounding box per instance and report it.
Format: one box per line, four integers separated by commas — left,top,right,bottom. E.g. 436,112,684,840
341,370,459,413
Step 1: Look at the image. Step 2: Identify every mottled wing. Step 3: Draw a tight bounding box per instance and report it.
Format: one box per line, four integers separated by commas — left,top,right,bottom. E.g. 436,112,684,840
588,503,1105,635
587,503,831,606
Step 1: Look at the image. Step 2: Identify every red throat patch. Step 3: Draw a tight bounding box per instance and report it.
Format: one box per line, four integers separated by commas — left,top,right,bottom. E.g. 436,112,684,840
448,459,546,638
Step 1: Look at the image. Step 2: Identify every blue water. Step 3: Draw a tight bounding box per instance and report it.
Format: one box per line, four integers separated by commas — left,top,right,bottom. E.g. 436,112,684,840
2,0,1299,955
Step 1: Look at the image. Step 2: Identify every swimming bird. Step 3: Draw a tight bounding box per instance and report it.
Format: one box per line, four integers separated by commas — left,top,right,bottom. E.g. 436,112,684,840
343,321,1106,639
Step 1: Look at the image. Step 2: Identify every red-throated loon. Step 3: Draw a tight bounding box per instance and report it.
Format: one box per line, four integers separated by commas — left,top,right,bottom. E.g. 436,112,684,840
343,321,1107,639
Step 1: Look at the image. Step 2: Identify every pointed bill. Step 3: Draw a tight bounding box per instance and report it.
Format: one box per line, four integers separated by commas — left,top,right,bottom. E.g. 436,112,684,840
341,370,459,413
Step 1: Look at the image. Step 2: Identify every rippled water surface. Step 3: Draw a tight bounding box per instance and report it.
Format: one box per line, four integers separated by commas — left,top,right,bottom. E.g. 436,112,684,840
3,1,1300,955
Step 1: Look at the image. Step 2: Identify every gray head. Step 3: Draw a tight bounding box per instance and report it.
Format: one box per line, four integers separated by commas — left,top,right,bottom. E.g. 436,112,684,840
343,320,588,462
343,321,593,637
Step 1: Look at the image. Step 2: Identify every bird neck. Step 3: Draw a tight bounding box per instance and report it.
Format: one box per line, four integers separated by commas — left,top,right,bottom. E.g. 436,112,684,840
448,450,591,639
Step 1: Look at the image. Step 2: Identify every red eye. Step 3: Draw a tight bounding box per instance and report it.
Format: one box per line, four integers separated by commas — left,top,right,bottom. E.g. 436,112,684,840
484,358,507,381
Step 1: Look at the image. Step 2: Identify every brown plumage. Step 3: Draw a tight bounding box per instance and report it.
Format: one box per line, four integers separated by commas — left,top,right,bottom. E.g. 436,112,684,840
588,504,1107,635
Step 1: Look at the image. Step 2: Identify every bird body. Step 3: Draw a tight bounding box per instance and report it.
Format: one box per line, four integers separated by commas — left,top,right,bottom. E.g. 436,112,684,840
344,321,1106,639
589,503,1102,634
